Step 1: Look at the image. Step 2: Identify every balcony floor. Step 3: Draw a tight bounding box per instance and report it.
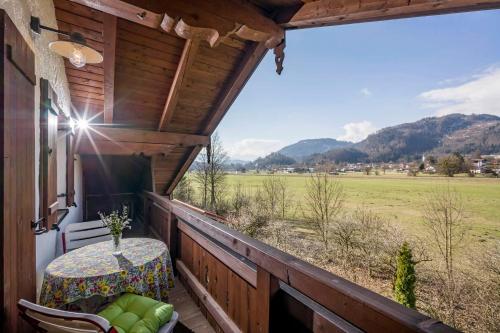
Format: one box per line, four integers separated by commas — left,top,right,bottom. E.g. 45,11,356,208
127,221,214,332
170,277,215,333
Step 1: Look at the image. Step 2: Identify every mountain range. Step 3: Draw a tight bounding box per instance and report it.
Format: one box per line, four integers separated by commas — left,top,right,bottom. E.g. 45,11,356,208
277,138,351,159
245,114,500,167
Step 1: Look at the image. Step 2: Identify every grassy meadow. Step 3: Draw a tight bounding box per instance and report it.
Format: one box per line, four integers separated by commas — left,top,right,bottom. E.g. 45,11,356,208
193,172,500,245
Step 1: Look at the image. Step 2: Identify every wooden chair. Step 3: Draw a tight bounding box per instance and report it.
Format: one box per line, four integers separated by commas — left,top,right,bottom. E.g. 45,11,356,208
62,221,112,253
18,299,179,333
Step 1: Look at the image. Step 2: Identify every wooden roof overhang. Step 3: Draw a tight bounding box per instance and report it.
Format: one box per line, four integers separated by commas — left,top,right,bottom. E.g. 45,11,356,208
55,0,500,195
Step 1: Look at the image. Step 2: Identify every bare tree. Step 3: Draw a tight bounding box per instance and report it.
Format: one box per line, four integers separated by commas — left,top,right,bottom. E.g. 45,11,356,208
331,216,359,260
173,174,194,203
423,185,467,283
262,175,281,221
304,173,345,250
262,175,292,220
193,132,228,212
422,184,468,326
230,182,251,216
277,177,292,220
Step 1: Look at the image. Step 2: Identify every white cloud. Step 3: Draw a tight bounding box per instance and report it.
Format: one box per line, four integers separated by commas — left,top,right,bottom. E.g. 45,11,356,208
337,121,377,143
360,88,372,97
419,67,500,116
226,139,284,161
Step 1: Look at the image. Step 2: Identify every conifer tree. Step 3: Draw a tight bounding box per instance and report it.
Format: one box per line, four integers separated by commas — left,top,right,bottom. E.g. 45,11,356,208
394,242,416,309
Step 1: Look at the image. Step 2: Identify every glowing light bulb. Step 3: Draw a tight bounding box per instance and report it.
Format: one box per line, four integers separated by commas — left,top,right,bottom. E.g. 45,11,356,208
76,118,89,130
69,118,76,131
69,45,86,68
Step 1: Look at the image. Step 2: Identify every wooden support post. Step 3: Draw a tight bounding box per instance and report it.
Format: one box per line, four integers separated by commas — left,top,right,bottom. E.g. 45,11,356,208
158,39,199,131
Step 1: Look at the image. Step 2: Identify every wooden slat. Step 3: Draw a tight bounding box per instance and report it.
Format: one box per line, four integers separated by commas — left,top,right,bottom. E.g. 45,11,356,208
177,260,242,333
70,83,103,94
103,14,117,123
66,68,104,82
279,0,500,29
54,0,104,21
178,220,257,287
255,267,271,333
54,7,103,32
158,39,199,131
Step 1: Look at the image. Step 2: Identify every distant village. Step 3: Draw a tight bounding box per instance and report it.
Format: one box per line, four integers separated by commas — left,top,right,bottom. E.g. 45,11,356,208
226,154,500,176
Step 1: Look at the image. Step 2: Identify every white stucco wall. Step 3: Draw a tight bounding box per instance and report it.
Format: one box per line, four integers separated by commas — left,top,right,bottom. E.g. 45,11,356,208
0,0,83,287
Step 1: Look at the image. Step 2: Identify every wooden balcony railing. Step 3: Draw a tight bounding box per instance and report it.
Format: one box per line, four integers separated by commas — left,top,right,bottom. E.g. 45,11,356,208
142,191,459,333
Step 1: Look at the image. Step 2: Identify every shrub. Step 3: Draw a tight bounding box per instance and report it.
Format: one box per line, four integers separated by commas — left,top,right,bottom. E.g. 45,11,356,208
394,242,416,309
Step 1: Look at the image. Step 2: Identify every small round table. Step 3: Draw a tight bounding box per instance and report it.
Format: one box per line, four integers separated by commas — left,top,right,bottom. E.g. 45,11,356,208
40,238,175,309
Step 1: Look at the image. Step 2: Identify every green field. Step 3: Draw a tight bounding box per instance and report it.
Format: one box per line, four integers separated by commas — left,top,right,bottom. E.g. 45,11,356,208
213,172,500,243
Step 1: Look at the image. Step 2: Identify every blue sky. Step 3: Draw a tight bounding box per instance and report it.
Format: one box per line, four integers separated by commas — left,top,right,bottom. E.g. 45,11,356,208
217,10,500,161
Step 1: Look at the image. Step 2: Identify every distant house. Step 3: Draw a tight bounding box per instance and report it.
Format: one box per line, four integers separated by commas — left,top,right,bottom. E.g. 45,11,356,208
425,165,436,173
470,158,486,174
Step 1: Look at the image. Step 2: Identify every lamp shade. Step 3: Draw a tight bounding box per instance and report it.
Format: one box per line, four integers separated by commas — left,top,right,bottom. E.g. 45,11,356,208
49,41,103,64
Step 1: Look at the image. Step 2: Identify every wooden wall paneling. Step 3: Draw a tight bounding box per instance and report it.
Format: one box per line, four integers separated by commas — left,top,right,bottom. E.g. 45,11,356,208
54,0,104,22
1,10,37,332
117,19,184,50
58,21,103,43
54,7,103,32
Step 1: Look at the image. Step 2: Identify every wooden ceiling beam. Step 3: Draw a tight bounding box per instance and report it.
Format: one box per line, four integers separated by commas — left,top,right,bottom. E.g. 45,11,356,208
76,138,175,156
70,0,286,73
158,39,199,131
86,126,210,147
68,0,162,28
279,0,500,29
202,42,269,135
165,41,268,196
103,13,117,123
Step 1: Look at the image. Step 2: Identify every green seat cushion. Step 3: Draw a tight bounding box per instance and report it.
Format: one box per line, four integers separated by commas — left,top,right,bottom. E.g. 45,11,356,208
98,293,173,333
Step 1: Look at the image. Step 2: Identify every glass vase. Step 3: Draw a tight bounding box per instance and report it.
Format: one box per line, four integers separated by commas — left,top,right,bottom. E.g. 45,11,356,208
111,233,122,255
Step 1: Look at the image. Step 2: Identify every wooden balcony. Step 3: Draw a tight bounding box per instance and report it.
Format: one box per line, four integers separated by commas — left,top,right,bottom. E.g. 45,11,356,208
142,191,459,333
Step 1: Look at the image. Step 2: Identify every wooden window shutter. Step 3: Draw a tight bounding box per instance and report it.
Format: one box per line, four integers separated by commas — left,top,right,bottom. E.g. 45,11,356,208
39,79,60,228
66,131,76,207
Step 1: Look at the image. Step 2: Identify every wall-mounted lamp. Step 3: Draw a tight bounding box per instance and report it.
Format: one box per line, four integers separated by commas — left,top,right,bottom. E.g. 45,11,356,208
30,16,103,68
69,117,90,131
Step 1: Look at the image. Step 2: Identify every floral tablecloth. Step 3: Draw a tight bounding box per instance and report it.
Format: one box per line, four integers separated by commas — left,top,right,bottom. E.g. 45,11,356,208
40,238,175,309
